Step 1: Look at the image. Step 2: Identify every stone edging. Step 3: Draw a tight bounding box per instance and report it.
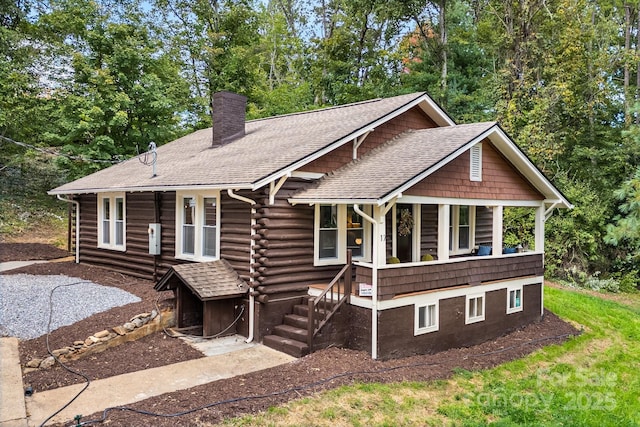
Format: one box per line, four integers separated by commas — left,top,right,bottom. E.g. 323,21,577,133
24,309,175,371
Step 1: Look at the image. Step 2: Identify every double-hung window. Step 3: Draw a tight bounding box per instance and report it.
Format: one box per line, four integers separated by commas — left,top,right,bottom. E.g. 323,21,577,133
466,293,485,324
315,204,370,265
415,301,439,335
507,286,523,314
97,193,126,251
176,192,220,261
449,205,475,255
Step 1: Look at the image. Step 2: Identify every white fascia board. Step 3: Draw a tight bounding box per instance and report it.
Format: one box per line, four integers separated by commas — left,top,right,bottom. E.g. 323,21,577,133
253,94,455,191
48,183,254,195
287,197,379,206
488,127,573,209
379,126,497,205
398,195,544,207
346,275,544,310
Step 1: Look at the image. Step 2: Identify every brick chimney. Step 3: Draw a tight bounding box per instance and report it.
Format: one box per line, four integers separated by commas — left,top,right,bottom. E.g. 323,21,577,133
212,91,247,147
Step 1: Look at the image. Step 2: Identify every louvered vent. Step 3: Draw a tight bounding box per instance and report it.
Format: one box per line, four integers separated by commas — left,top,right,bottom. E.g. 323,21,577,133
470,144,482,181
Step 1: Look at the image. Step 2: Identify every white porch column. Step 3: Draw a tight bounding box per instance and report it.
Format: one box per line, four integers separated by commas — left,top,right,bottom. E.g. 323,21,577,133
371,205,383,360
492,205,503,257
535,203,545,252
437,204,450,261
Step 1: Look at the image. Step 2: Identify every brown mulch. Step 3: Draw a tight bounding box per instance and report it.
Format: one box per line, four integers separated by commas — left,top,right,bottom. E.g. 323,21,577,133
0,242,71,262
1,243,580,426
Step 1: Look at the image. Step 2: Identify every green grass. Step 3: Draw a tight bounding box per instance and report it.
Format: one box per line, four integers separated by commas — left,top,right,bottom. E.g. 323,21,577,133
221,286,640,426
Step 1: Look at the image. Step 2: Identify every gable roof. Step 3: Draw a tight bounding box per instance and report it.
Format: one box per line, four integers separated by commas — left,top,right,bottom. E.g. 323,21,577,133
154,260,249,301
49,92,453,195
289,122,573,208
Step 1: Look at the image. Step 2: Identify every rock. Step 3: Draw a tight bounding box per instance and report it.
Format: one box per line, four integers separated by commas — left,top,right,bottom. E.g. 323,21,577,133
123,322,136,331
26,358,43,368
52,348,70,357
40,356,55,369
130,312,150,322
132,318,144,328
113,326,127,336
85,336,100,346
94,330,110,339
74,340,85,346
150,310,158,320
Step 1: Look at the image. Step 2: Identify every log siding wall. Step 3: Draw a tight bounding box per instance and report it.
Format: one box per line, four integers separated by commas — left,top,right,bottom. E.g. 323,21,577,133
406,141,544,201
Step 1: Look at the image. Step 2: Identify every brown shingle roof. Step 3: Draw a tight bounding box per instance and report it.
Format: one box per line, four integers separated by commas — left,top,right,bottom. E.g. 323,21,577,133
155,260,249,301
50,92,438,194
289,122,497,203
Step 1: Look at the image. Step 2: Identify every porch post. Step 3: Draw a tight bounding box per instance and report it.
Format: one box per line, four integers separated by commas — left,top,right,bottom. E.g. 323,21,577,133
535,203,544,252
437,204,450,261
492,205,503,257
371,204,382,360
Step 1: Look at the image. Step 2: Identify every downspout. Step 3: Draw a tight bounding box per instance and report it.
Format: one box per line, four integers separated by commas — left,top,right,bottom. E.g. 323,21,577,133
227,189,257,343
354,204,379,359
57,194,80,263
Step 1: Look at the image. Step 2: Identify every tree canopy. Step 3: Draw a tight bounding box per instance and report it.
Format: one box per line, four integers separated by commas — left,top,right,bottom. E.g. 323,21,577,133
1,0,639,285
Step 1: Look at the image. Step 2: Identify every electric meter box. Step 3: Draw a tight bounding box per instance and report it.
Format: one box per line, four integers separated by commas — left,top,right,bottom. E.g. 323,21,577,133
148,223,161,255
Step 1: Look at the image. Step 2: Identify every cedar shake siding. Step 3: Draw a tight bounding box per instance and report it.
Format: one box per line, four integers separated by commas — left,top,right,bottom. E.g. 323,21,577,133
376,283,542,360
356,253,543,300
405,141,545,201
301,106,437,174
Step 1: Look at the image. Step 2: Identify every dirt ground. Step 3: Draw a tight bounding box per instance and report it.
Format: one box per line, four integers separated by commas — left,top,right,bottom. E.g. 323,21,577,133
1,243,580,426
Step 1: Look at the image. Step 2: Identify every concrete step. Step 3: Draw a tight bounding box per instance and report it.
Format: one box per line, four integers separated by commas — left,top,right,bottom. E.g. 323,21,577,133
283,313,308,329
274,323,308,342
263,335,309,358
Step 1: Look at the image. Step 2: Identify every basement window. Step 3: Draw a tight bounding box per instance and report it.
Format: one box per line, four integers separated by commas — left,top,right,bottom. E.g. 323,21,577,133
466,293,485,324
415,301,439,335
507,285,523,314
97,193,126,251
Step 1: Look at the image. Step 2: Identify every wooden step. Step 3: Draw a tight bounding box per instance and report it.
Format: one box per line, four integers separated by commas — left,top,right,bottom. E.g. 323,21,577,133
263,335,309,358
284,313,308,329
293,304,330,317
274,323,307,342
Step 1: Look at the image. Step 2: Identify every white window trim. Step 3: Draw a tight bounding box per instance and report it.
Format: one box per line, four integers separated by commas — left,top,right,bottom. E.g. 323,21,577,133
415,300,439,335
465,293,485,324
314,204,371,266
175,191,221,262
449,205,476,256
507,285,523,314
470,143,483,181
97,192,126,251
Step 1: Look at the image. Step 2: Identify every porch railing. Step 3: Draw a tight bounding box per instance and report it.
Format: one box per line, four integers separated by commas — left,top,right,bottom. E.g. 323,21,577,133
307,250,352,348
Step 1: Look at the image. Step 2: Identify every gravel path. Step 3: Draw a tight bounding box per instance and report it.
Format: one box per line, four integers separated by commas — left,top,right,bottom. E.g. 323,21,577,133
0,274,140,340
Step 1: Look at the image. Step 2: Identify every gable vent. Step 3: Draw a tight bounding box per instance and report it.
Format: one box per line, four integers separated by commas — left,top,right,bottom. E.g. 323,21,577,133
470,143,482,181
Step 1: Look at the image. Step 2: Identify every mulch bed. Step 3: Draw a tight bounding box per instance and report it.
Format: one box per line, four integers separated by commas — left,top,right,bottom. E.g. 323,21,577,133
1,243,580,426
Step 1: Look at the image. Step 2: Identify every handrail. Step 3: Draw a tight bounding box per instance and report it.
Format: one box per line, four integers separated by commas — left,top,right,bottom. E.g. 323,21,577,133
307,250,352,349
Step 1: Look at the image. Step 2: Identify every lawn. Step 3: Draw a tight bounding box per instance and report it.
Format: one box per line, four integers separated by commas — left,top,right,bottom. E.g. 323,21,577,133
223,286,640,426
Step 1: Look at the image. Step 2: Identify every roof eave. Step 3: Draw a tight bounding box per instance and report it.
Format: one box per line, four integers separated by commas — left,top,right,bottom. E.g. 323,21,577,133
48,183,254,196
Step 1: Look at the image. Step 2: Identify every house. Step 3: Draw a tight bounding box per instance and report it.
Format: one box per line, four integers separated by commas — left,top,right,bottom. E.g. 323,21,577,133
49,91,572,359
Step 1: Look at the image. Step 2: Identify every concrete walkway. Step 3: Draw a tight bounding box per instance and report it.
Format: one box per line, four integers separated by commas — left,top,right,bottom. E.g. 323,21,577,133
0,261,49,273
0,336,294,427
0,338,27,427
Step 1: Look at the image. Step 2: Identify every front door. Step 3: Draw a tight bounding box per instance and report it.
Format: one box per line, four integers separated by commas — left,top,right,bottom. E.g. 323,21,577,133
396,204,413,263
